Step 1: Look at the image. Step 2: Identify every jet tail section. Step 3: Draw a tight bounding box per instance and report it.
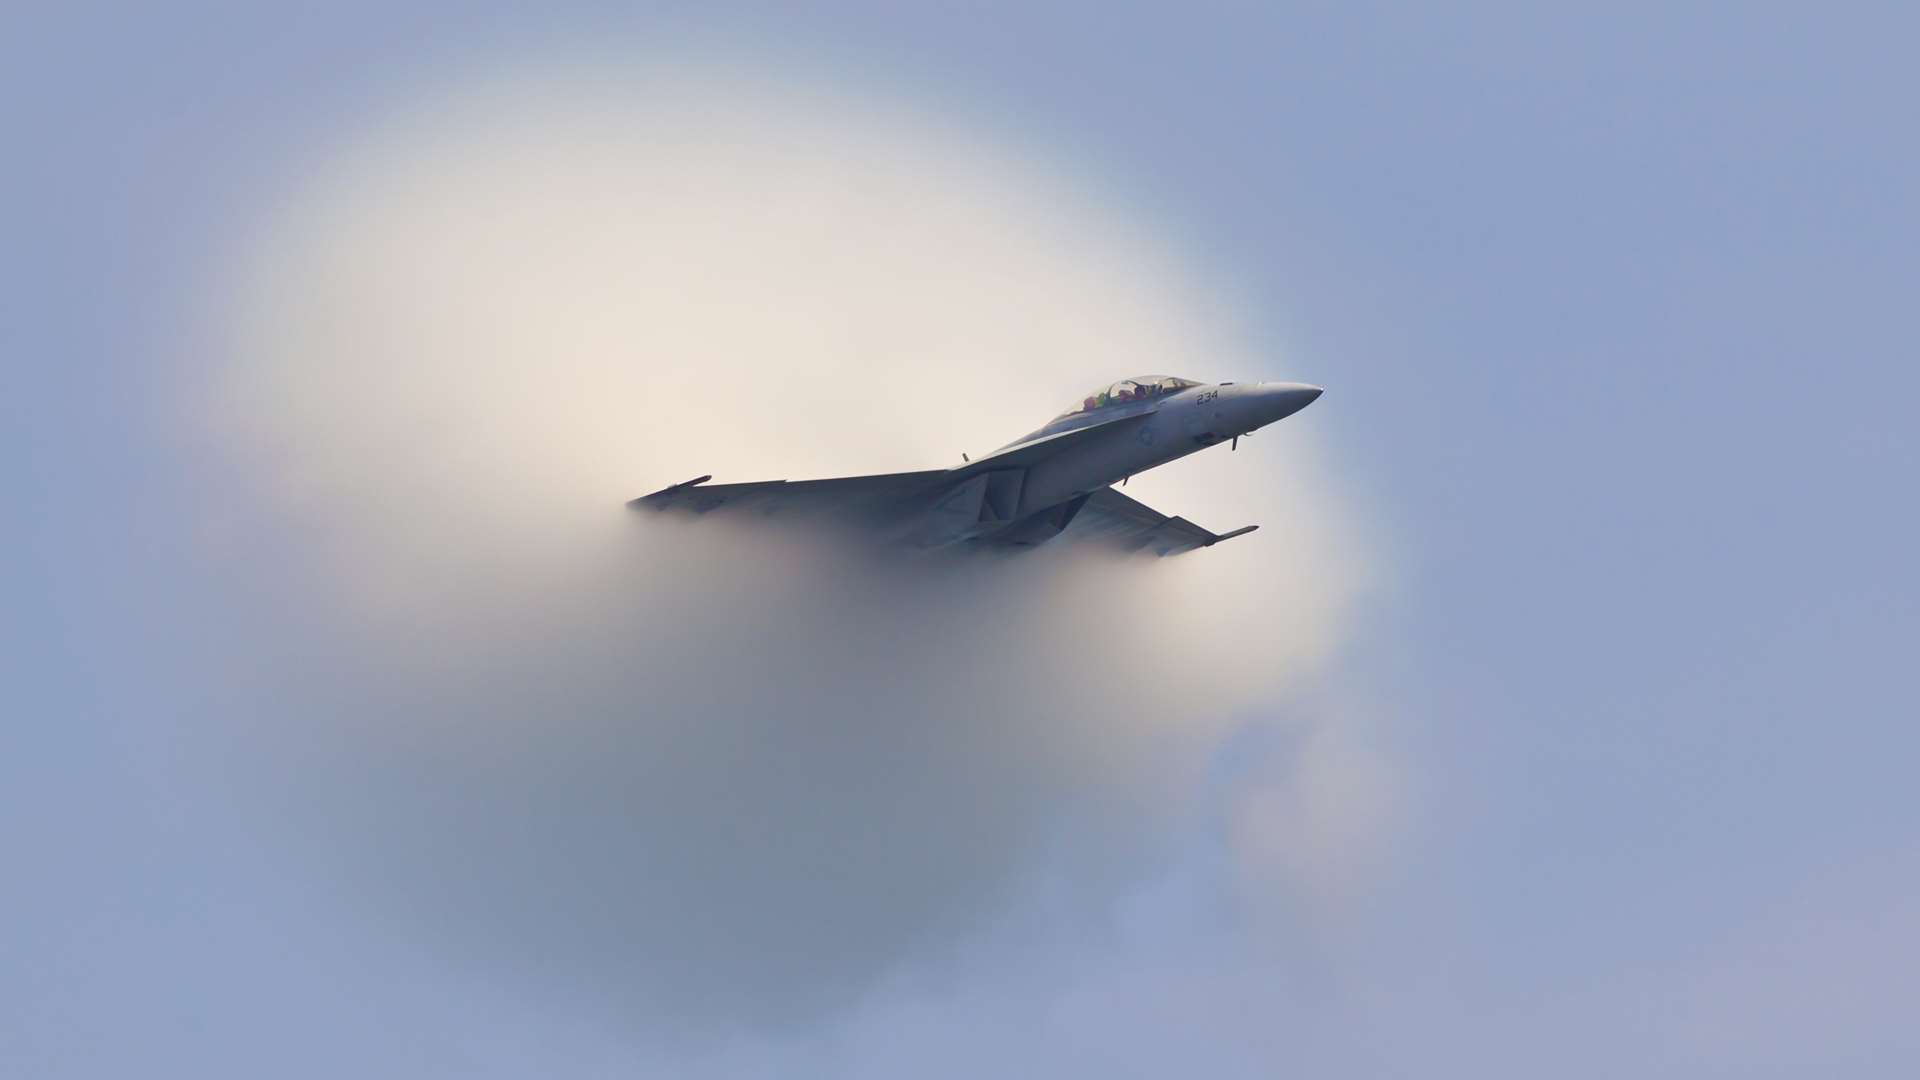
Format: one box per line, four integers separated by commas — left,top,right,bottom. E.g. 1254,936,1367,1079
992,491,1092,547
908,468,1028,547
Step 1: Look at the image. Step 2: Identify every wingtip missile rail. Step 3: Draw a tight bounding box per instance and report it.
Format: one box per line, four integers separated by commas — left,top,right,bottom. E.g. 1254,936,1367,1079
630,474,713,508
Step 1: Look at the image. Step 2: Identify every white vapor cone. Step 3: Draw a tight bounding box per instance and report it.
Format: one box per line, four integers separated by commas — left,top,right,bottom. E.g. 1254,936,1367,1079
193,60,1376,1033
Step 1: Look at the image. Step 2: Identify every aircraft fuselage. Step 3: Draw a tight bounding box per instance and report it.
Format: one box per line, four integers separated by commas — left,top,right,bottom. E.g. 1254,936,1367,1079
1010,381,1322,517
633,376,1322,557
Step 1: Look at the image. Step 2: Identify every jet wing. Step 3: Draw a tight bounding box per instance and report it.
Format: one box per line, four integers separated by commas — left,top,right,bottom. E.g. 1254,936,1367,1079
631,411,1151,520
630,469,951,517
957,409,1151,476
1066,486,1258,557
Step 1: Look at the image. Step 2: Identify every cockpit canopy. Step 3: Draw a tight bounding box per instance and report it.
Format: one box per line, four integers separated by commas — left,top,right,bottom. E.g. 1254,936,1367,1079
1056,375,1204,421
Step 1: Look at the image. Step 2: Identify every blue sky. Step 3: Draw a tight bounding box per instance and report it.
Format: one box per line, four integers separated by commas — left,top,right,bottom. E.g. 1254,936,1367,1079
8,3,1918,1076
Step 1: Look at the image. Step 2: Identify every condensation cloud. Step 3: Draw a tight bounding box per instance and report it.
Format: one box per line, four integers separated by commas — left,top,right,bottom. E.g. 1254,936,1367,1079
192,60,1378,1034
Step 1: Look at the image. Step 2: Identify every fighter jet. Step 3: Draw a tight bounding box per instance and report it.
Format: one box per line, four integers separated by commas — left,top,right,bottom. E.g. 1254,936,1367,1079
631,376,1322,557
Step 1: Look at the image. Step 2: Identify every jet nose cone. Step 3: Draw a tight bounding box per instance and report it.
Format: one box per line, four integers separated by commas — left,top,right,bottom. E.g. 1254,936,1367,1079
1257,381,1323,423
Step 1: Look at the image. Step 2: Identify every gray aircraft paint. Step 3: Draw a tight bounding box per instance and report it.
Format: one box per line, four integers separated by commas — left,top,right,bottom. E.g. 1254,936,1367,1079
634,378,1322,556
